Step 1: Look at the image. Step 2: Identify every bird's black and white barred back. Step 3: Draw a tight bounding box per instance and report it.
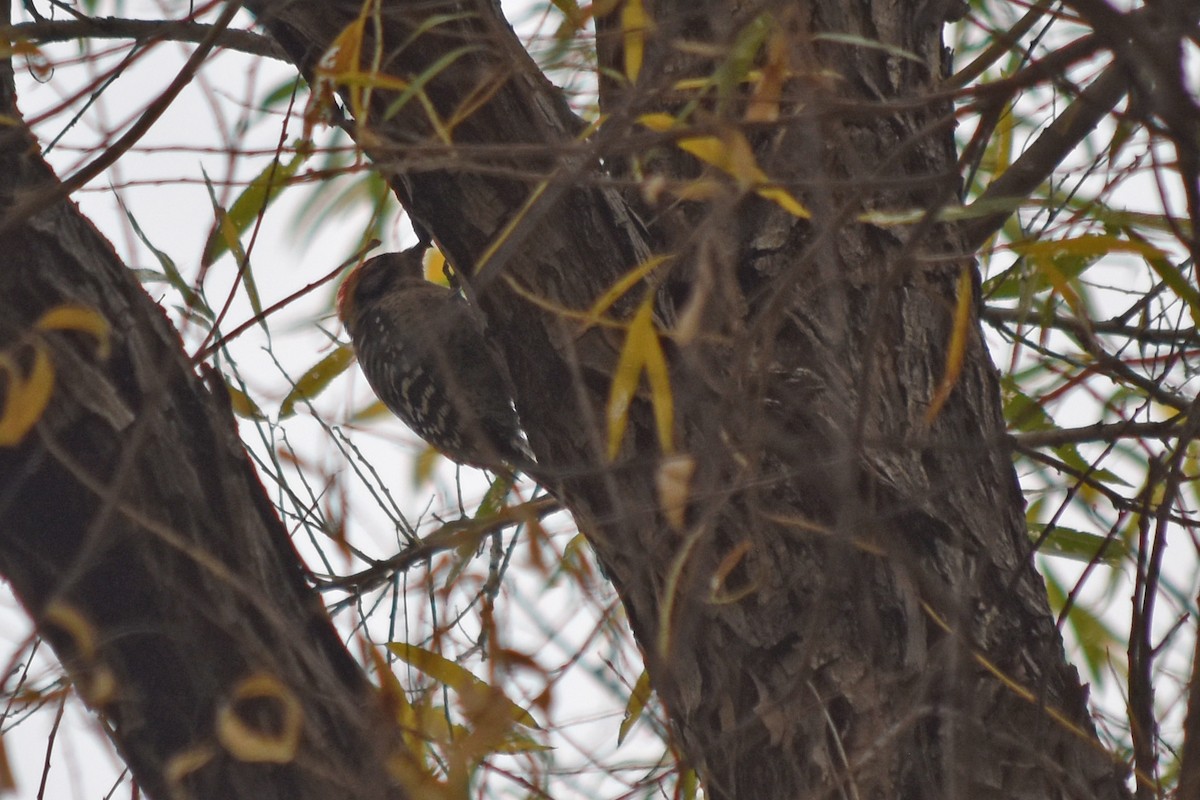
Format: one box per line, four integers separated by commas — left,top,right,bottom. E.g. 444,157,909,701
336,245,531,471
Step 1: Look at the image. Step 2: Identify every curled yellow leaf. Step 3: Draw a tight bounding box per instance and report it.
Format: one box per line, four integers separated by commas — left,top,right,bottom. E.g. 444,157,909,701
36,305,111,358
0,346,54,446
216,673,303,764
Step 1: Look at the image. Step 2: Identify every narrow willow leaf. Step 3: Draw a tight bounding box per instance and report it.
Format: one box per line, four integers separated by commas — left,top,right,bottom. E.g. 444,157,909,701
1030,523,1127,564
0,347,53,446
279,346,356,419
200,167,264,324
618,670,653,745
638,115,810,217
387,642,540,729
119,199,213,320
224,382,266,421
203,146,309,266
925,267,973,424
584,254,672,326
621,0,647,82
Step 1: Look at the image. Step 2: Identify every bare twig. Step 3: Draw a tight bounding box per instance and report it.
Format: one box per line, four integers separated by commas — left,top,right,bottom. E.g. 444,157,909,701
983,305,1200,348
0,1,245,234
6,16,286,60
961,63,1131,251
1013,418,1184,449
321,496,560,595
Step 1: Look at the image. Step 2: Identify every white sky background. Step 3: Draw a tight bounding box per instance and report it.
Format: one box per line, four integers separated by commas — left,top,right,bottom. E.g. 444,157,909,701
3,0,1198,796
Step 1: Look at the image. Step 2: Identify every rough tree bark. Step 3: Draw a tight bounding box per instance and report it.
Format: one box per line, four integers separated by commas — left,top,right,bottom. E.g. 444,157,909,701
244,0,1134,797
0,11,408,799
0,0,1140,798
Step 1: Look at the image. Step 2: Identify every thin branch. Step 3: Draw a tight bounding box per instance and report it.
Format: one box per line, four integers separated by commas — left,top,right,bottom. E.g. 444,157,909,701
1017,444,1196,527
193,240,376,362
988,313,1195,412
321,496,561,596
961,63,1131,251
5,17,287,60
983,305,1200,347
1176,611,1200,798
0,1,246,235
1013,417,1185,449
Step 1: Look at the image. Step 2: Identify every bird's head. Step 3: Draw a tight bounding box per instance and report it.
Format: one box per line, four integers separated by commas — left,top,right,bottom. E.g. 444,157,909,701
336,248,427,326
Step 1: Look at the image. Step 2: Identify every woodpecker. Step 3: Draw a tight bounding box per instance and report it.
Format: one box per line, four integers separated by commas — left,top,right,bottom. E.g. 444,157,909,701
337,246,530,471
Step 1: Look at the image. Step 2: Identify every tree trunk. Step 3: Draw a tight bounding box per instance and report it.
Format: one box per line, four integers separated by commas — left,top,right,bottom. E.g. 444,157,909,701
0,32,408,800
245,0,1132,797
0,0,1135,797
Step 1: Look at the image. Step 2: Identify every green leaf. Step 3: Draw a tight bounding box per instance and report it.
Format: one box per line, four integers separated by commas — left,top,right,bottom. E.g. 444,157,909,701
1043,569,1119,684
118,196,213,321
382,45,483,124
203,146,309,266
1029,523,1127,564
618,670,652,745
224,382,266,421
679,767,700,800
1001,381,1054,432
1051,442,1131,487
200,167,264,327
475,473,515,519
279,346,356,419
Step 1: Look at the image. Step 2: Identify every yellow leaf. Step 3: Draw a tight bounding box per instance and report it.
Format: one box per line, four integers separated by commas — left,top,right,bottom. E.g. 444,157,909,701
674,178,724,201
606,302,647,461
637,112,676,133
0,347,54,446
924,267,973,424
637,116,810,218
350,398,391,424
677,134,735,172
215,673,303,764
621,0,648,83
640,309,674,454
584,254,673,327
320,12,368,117
223,383,265,421
1014,234,1200,327
710,539,756,603
756,186,810,219
605,297,674,460
387,643,541,729
745,31,788,123
36,305,111,358
1011,233,1158,261
618,670,653,745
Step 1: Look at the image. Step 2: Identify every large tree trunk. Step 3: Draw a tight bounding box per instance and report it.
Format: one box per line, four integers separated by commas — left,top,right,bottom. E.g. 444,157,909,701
0,25,408,800
245,0,1131,798
0,0,1134,797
